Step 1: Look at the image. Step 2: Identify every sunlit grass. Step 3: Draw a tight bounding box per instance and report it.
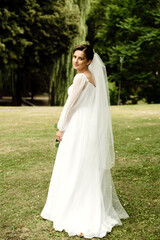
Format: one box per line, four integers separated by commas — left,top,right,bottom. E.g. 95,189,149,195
0,105,159,240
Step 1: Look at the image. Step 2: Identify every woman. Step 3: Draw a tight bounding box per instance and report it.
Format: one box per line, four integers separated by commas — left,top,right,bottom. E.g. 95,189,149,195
41,44,129,239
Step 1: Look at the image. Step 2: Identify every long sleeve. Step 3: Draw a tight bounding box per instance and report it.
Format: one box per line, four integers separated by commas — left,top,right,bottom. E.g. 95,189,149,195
57,74,86,131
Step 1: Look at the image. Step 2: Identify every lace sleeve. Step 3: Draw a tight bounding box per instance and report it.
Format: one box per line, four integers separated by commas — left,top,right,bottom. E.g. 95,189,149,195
57,74,86,131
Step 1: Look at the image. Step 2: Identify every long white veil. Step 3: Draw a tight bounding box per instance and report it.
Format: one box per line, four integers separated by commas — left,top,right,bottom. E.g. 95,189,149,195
89,53,115,170
89,53,129,220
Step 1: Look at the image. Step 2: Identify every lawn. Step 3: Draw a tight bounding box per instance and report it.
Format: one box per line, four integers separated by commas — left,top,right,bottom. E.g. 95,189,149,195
0,105,159,240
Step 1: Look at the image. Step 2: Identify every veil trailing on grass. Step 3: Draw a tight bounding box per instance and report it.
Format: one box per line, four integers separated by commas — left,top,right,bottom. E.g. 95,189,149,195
89,52,115,170
89,52,129,221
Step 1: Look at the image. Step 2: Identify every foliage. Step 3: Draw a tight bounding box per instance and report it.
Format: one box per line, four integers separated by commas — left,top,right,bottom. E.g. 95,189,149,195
87,0,160,104
0,0,80,104
0,105,159,239
49,0,91,106
108,81,118,105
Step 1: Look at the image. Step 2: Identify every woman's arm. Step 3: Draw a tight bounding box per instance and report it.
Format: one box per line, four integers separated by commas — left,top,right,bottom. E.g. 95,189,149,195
57,74,86,132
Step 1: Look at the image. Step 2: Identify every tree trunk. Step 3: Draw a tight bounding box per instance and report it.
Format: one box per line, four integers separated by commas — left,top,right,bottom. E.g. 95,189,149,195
12,71,22,106
50,83,55,106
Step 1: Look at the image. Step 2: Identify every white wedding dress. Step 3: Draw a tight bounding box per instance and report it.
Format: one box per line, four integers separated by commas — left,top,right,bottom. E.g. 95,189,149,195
41,73,129,239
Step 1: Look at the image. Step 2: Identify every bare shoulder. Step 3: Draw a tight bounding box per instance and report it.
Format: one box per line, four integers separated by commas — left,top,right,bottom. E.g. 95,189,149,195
85,71,96,87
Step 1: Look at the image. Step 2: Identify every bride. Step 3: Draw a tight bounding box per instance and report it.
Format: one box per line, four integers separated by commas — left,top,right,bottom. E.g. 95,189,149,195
41,44,129,239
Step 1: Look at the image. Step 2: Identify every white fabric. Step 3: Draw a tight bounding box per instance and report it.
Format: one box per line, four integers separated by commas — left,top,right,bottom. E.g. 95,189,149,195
57,73,89,132
41,59,129,238
88,53,115,169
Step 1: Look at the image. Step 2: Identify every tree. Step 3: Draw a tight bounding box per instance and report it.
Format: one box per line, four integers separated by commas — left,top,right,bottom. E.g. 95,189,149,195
0,0,80,105
87,0,160,104
49,0,92,106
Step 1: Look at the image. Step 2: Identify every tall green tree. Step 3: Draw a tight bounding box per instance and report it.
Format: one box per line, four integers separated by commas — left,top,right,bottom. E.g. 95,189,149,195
87,0,160,104
49,0,92,105
0,0,80,105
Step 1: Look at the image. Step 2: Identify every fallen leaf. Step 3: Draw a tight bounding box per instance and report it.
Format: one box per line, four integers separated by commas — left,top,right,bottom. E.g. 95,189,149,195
135,138,140,140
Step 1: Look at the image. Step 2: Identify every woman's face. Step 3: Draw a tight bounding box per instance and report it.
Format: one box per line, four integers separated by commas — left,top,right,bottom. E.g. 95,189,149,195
72,50,91,72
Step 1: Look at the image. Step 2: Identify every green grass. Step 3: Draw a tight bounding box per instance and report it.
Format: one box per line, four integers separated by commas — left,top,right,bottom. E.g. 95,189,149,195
0,105,159,240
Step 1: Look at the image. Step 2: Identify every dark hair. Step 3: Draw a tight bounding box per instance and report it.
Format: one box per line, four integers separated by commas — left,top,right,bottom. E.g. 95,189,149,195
73,44,94,61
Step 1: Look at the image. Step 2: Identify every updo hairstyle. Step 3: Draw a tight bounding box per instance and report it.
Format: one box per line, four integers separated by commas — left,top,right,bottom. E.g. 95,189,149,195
73,44,94,61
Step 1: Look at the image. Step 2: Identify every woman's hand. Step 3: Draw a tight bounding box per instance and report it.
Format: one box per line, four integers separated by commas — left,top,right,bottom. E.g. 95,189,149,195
56,131,64,142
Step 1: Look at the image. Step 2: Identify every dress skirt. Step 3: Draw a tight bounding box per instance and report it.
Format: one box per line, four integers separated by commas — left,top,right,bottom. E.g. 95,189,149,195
41,106,129,238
